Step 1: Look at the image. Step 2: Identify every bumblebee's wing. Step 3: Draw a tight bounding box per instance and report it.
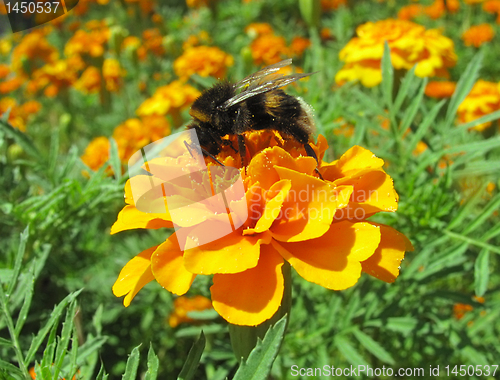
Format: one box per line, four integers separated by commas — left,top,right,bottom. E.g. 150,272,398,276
232,59,293,91
220,71,314,110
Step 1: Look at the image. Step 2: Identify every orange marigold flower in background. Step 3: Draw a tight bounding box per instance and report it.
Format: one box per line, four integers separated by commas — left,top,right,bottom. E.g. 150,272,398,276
0,98,41,132
136,80,200,117
174,46,233,80
64,27,110,58
413,141,429,156
447,0,460,12
425,81,456,98
332,117,355,137
11,30,58,77
424,0,445,19
30,58,81,97
398,4,424,20
457,79,500,131
112,118,150,162
0,64,10,79
465,0,485,3
124,0,155,13
186,0,215,7
142,28,165,56
245,23,274,38
0,76,23,94
483,0,500,23
250,34,289,66
103,58,126,92
182,31,211,50
29,366,77,380
112,130,413,326
81,136,111,171
290,37,311,57
453,303,474,320
321,0,347,11
140,115,171,141
336,19,457,87
168,295,213,328
462,23,495,47
75,66,101,94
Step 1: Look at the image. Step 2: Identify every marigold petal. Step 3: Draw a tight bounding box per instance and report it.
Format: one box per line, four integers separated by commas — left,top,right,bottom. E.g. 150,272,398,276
246,147,297,189
273,220,381,290
151,234,196,295
111,205,173,234
252,179,291,233
211,244,284,326
361,223,414,282
112,246,156,307
183,226,272,274
270,167,350,242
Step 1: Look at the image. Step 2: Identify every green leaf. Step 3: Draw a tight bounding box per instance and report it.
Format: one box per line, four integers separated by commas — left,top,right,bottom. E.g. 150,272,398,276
25,289,83,366
177,332,206,380
14,269,34,335
145,343,159,380
0,118,41,159
122,345,141,380
232,315,287,380
7,226,29,296
96,363,109,380
53,300,78,380
463,193,500,235
474,249,490,297
109,137,122,182
352,328,395,365
407,99,446,156
381,41,394,110
444,52,482,128
392,66,417,116
385,317,418,334
334,336,369,367
399,77,427,135
0,359,24,377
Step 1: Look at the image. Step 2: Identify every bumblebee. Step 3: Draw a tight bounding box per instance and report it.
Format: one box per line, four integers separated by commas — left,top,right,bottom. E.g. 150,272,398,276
186,59,320,169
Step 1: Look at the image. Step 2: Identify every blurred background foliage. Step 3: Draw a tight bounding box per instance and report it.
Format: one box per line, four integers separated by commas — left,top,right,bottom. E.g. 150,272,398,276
1,0,500,378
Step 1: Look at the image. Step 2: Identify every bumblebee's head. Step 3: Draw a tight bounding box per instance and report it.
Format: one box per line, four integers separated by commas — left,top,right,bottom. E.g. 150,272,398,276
189,82,234,124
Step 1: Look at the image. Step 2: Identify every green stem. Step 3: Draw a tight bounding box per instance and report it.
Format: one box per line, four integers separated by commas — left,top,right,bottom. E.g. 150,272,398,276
0,285,30,378
229,261,291,361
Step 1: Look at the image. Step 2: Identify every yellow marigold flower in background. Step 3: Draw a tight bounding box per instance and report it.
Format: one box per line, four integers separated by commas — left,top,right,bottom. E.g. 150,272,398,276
174,46,234,80
250,34,289,66
413,141,429,156
425,81,456,98
483,0,500,23
103,58,126,92
81,136,111,172
321,0,347,11
245,23,274,38
457,79,500,131
112,130,413,326
462,23,495,47
11,30,58,77
398,4,424,20
136,80,200,117
290,37,311,57
336,19,457,88
0,37,12,56
75,67,101,94
30,58,81,97
168,295,213,328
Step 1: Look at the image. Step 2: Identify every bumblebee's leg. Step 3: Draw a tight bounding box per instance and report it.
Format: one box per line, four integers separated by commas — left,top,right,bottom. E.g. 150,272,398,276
221,139,238,152
304,143,324,180
184,140,225,166
237,134,247,167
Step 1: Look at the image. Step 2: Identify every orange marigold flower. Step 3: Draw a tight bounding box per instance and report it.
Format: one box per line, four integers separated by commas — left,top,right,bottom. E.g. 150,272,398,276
174,46,233,80
0,98,41,132
75,66,101,94
245,23,274,38
447,0,460,12
0,76,23,94
462,23,495,47
182,31,211,50
424,0,445,19
81,136,111,171
321,0,347,10
336,19,457,87
290,37,311,57
168,295,213,328
113,118,150,162
64,27,110,58
457,79,500,131
11,30,58,77
142,28,165,57
250,34,289,66
398,4,424,20
0,64,10,79
186,0,215,7
136,80,200,117
103,58,126,92
483,0,500,23
413,141,429,156
140,115,171,141
453,303,474,320
112,130,413,326
30,58,81,97
124,0,155,13
29,366,77,380
425,81,456,98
